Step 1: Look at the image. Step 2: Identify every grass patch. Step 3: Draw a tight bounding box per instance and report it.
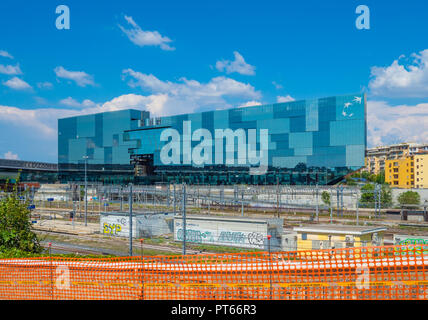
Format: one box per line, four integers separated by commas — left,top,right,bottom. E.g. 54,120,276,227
169,241,262,253
0,248,117,259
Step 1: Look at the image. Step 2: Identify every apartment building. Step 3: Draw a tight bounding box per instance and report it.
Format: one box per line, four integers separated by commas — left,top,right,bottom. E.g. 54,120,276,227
365,143,428,175
385,152,428,189
385,157,414,188
414,153,428,189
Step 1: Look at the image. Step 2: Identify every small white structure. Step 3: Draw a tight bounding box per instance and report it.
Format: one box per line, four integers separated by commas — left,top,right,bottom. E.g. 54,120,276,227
100,211,174,238
174,215,283,251
394,234,428,245
282,231,298,251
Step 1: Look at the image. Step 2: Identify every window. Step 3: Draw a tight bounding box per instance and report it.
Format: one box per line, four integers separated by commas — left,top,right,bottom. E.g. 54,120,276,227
301,233,307,240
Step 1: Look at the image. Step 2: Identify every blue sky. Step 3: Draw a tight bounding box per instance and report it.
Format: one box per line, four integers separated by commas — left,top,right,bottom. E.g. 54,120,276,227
0,0,427,162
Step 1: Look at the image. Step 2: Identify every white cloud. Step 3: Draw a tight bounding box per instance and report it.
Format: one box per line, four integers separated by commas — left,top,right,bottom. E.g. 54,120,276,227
118,16,175,51
0,64,22,75
59,97,97,108
0,93,167,143
237,101,262,108
37,82,53,89
276,95,295,103
215,51,255,76
367,100,428,147
0,105,59,138
0,93,172,162
4,151,19,160
101,93,168,115
2,77,32,90
369,49,428,97
54,66,95,87
0,50,13,59
122,68,261,115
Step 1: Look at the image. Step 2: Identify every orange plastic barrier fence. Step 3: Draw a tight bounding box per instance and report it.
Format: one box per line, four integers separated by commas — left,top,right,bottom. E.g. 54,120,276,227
0,245,427,300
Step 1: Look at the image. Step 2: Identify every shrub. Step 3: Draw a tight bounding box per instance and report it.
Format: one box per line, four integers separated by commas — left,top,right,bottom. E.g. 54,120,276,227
321,191,331,206
397,191,420,207
0,181,42,254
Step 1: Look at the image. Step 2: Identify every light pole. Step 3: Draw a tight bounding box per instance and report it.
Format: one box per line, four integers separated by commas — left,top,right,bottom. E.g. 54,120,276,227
182,183,186,256
83,156,89,226
267,235,273,300
129,184,133,256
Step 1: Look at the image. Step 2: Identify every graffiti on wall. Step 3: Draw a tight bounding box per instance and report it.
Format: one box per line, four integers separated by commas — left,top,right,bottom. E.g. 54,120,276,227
394,237,428,256
248,232,264,247
174,225,265,248
176,229,215,243
100,216,130,237
103,223,122,235
218,231,246,245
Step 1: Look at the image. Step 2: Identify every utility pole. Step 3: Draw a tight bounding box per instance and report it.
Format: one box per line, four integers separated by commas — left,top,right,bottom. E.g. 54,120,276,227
129,183,133,256
276,177,280,218
182,183,187,256
83,156,89,226
208,184,211,215
315,185,319,222
267,235,273,300
241,189,244,217
173,183,176,214
336,187,340,217
120,186,123,211
378,185,382,217
167,184,170,208
356,198,359,226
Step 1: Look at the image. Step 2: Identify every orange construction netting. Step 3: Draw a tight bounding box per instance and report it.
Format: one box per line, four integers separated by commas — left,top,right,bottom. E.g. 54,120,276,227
0,244,426,300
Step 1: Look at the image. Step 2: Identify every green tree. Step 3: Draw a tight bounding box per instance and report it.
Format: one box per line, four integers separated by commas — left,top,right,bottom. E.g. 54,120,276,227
375,171,385,184
0,181,42,254
350,172,361,179
361,171,371,180
321,191,331,206
397,191,420,207
345,177,357,186
368,174,377,183
360,183,393,208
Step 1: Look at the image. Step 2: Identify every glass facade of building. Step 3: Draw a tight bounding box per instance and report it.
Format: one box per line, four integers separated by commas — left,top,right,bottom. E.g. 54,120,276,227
58,93,367,185
58,109,150,183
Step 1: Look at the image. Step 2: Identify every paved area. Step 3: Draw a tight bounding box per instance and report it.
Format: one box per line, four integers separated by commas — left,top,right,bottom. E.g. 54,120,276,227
32,219,98,235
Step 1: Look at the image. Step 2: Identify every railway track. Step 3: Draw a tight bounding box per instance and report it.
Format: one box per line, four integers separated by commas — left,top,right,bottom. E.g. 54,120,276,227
36,230,213,256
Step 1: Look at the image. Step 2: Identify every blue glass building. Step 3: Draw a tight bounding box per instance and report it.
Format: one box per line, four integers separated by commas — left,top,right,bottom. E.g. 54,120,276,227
58,93,366,185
